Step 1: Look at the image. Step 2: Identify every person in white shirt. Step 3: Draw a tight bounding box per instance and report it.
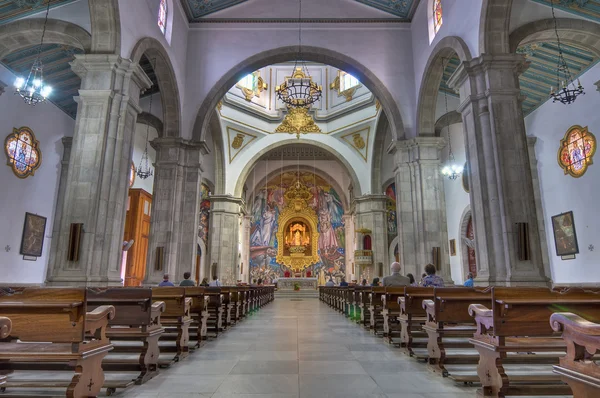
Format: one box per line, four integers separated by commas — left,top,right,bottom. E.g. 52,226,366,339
209,275,222,287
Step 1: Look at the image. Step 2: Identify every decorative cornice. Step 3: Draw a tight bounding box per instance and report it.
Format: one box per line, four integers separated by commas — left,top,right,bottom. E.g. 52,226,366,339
191,18,408,24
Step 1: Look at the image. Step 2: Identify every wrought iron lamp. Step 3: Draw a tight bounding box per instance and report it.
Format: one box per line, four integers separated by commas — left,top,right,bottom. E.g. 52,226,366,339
440,58,463,180
275,0,322,108
14,0,52,105
549,1,584,104
137,68,155,180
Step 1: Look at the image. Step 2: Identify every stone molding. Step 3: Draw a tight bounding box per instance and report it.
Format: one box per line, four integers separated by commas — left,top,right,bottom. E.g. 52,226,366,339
0,79,6,96
596,80,600,92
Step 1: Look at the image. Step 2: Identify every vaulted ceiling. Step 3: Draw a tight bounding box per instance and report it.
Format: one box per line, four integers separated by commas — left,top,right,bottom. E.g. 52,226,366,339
180,0,418,21
0,0,75,25
532,0,600,23
440,41,598,116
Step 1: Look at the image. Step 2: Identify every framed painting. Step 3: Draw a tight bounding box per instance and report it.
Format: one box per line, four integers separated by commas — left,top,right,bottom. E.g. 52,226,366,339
551,211,579,257
20,212,47,257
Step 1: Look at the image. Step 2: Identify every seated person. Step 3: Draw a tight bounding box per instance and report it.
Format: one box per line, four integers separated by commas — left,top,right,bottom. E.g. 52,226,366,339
325,277,335,287
339,277,349,287
421,264,444,287
371,277,380,287
179,271,195,286
382,262,410,287
464,272,474,287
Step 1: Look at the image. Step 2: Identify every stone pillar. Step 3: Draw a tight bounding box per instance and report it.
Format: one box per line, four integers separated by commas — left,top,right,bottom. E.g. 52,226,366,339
448,54,549,286
46,55,151,286
352,195,388,278
240,216,251,283
144,137,205,285
207,195,245,284
343,214,355,281
391,138,453,284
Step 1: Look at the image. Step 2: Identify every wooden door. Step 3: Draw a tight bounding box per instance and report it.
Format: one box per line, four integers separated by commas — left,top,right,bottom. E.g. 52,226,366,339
123,189,152,286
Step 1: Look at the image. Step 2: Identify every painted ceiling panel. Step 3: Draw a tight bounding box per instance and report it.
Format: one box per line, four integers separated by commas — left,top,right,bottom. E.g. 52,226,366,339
0,0,75,25
439,41,598,116
181,0,248,20
2,43,83,118
354,0,417,19
531,0,600,23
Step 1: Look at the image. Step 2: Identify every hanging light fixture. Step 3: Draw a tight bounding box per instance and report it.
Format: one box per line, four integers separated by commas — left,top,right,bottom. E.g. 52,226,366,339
440,58,463,181
14,0,53,105
549,1,584,104
137,64,155,180
275,0,322,108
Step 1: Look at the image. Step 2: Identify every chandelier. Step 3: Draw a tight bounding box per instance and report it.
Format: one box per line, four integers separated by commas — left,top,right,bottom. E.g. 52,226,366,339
275,0,322,108
14,0,52,105
137,67,155,180
440,58,463,180
549,1,584,104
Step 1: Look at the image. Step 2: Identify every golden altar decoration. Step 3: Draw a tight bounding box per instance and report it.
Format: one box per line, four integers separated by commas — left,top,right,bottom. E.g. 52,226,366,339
276,180,320,272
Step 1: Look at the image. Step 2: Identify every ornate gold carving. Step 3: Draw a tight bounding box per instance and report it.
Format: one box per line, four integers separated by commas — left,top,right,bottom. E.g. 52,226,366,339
231,133,244,149
353,133,365,149
216,101,222,111
274,107,322,139
276,180,320,272
375,99,381,111
235,71,268,102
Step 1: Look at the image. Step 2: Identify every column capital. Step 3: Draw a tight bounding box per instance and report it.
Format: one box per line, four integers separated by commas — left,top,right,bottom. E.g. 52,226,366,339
71,54,152,92
394,137,445,167
209,195,246,215
351,194,387,214
152,137,208,168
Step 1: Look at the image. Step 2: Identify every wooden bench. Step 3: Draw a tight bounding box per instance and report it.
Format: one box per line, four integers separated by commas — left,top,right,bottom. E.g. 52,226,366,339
229,287,242,324
550,312,600,398
344,286,355,318
87,287,165,387
0,317,11,389
369,287,386,335
0,288,114,397
151,287,192,363
398,287,434,356
422,287,491,375
181,287,209,347
382,287,405,343
205,287,224,336
468,287,600,397
358,287,372,328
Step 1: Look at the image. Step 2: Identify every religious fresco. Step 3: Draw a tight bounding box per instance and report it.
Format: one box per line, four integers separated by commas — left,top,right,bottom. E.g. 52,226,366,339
249,171,346,283
386,182,397,243
198,184,210,245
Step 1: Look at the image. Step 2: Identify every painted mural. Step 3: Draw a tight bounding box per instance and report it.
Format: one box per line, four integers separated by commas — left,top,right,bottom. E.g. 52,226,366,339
198,184,210,245
249,172,346,283
386,182,397,243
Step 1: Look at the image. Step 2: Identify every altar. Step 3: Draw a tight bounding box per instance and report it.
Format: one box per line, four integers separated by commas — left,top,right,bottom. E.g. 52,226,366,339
277,277,318,290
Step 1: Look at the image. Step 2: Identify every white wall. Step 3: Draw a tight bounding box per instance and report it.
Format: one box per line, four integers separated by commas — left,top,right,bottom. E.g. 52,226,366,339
24,0,91,33
440,122,470,285
525,63,600,285
0,67,75,284
131,123,158,194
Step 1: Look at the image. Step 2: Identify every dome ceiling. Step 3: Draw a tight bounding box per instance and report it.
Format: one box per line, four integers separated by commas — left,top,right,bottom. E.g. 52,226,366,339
180,0,418,21
0,0,75,25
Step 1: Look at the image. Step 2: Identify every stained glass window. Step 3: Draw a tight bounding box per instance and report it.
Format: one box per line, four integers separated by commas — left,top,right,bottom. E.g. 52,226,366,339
433,0,443,34
4,127,41,179
558,125,596,178
340,72,360,92
158,0,167,34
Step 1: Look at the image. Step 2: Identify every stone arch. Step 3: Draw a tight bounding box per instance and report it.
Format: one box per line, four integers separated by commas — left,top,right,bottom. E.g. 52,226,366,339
388,235,400,265
416,36,472,136
137,112,164,136
459,205,474,281
479,0,513,55
371,112,389,192
233,139,362,200
89,0,121,54
434,111,463,136
192,45,406,143
509,18,600,57
248,165,349,210
130,37,181,138
208,111,226,195
0,18,91,59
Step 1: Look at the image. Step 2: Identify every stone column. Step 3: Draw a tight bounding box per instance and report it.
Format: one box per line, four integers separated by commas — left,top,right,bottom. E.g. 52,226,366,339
240,216,251,283
144,137,206,285
207,195,245,284
391,138,453,284
352,195,388,278
448,54,549,286
46,55,151,286
342,214,355,281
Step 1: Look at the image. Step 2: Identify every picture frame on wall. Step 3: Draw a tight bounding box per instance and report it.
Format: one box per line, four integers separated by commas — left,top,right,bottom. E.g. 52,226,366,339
551,211,579,257
449,239,457,256
20,212,47,257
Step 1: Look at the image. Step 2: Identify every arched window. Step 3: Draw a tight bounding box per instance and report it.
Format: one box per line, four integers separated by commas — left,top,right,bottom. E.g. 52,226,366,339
158,0,167,35
4,126,41,178
433,0,443,34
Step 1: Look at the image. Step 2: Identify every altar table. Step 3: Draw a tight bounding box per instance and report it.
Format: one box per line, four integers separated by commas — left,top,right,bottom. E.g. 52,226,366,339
277,278,318,290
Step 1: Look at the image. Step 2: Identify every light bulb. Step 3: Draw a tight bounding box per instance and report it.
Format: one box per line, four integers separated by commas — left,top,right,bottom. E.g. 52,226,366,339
14,77,24,89
441,166,450,175
33,79,42,88
41,86,52,98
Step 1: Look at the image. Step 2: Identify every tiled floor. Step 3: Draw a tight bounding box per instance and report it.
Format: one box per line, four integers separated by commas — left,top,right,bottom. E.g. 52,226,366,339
116,298,474,398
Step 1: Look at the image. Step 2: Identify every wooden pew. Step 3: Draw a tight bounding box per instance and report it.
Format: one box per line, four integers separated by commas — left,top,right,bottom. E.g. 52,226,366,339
205,287,224,336
369,287,386,335
382,287,405,343
358,287,372,328
87,287,165,387
550,312,600,398
182,287,209,347
352,286,369,323
398,287,434,356
151,287,192,363
468,287,600,397
230,287,242,324
344,286,355,318
422,287,491,375
0,288,114,397
0,316,11,389
221,287,233,328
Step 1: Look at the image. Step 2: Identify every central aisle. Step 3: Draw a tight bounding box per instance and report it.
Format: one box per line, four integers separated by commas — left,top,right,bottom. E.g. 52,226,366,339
122,298,471,398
